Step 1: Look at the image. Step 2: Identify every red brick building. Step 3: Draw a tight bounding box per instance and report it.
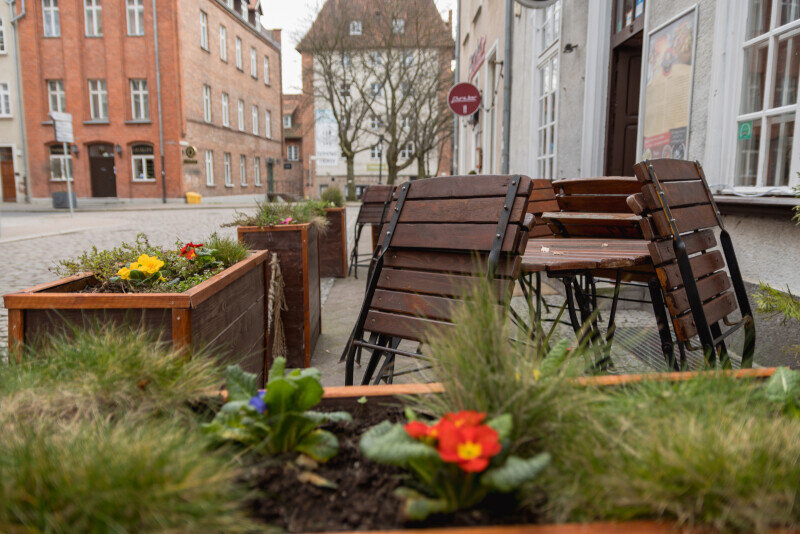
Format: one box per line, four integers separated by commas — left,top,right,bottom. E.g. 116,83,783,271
18,0,284,202
282,93,307,197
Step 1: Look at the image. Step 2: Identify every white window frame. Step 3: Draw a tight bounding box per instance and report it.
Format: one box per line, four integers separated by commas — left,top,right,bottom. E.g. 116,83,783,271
349,20,362,36
200,10,208,50
400,142,414,160
393,18,405,34
0,17,7,54
88,79,107,120
224,152,232,186
370,145,381,159
47,79,65,113
254,156,261,186
533,2,561,181
264,56,270,84
283,114,292,128
131,145,155,182
203,84,212,122
250,47,257,77
219,25,227,61
237,99,244,130
205,150,214,185
235,37,242,70
42,0,60,37
84,0,102,37
370,114,382,129
0,82,12,117
49,145,73,181
264,109,272,138
130,78,149,120
240,154,247,185
252,104,259,135
287,144,299,161
126,0,144,36
221,92,229,126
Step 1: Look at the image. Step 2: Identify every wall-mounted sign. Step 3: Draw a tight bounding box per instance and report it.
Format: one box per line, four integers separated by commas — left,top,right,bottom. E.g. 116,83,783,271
448,82,482,116
314,109,340,167
738,120,753,141
49,112,74,143
639,6,697,161
183,145,198,164
468,36,487,80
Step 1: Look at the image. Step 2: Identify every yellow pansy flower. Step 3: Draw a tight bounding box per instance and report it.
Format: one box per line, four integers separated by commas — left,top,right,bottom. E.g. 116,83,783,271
135,254,165,275
117,267,132,280
533,369,542,381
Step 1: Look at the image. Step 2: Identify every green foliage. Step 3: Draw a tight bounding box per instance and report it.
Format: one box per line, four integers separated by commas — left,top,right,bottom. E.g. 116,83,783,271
764,366,800,416
55,233,246,293
755,282,800,323
320,186,345,207
203,359,351,461
0,416,253,533
0,325,224,421
225,200,330,232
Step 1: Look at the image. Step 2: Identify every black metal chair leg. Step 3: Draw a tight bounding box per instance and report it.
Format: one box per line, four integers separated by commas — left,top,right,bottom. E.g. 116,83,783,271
563,277,582,335
710,322,730,369
373,337,402,384
360,335,391,385
647,279,678,371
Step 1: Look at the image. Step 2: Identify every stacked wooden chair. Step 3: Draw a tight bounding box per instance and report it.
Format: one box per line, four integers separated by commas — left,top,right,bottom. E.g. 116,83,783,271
628,159,755,368
347,185,394,278
342,175,534,385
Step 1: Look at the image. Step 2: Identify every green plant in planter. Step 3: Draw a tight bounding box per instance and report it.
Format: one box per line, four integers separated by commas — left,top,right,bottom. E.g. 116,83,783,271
203,358,351,461
320,187,345,207
225,200,330,232
360,410,550,520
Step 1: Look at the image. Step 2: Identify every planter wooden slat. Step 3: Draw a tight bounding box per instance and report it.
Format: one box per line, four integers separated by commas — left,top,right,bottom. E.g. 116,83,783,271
239,224,321,368
333,521,681,534
3,250,271,382
320,207,348,278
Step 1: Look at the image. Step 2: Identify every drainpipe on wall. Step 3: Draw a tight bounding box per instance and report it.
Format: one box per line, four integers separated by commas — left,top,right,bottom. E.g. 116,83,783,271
501,0,513,175
453,0,460,175
152,0,167,203
7,0,30,203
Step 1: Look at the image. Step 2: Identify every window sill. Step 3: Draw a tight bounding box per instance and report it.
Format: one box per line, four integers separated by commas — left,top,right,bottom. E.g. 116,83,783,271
132,179,157,184
201,46,210,53
0,115,13,120
43,35,61,39
125,120,152,124
240,183,248,187
127,33,145,37
85,34,103,38
83,119,110,125
714,194,800,218
225,184,234,188
49,179,74,183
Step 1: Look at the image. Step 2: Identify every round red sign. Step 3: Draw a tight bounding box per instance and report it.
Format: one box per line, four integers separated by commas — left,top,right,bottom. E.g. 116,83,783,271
448,82,481,117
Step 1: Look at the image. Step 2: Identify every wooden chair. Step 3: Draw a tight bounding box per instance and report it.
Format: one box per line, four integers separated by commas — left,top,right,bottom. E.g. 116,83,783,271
348,185,394,278
342,175,534,385
628,159,755,368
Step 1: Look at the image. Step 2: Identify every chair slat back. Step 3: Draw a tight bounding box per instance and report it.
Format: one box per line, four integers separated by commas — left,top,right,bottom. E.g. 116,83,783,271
356,185,394,226
630,159,739,342
363,175,533,342
527,179,558,238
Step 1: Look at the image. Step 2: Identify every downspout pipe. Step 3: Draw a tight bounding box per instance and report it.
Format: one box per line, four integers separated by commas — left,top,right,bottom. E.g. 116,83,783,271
152,0,167,203
453,0,460,175
501,0,513,174
6,0,30,203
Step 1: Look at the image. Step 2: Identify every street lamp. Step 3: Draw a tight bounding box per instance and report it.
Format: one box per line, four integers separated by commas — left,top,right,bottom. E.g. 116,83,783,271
376,135,385,184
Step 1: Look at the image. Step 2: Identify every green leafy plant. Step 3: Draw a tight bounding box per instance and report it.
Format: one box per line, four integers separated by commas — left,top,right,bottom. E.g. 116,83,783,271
764,366,800,416
360,410,549,520
203,358,351,461
321,187,345,207
225,200,330,232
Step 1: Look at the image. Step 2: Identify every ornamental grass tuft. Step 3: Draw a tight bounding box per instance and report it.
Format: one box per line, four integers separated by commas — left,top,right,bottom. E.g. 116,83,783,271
320,186,345,207
225,200,329,233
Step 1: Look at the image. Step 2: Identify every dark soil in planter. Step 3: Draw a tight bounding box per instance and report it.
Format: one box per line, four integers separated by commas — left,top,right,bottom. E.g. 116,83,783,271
241,402,541,532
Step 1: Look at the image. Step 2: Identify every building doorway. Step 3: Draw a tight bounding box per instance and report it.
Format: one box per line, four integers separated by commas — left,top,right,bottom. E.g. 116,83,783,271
267,159,274,193
605,0,645,176
0,147,15,202
88,144,117,197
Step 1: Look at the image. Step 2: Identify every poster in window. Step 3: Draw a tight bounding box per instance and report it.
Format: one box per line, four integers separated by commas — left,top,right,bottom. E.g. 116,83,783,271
640,6,697,162
314,109,340,167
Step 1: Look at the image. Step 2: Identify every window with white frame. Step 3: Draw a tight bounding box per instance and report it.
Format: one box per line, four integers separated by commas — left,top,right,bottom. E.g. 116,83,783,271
283,114,292,128
370,114,382,129
402,114,412,129
370,145,381,159
88,79,107,120
264,56,270,84
252,105,259,134
0,17,6,53
237,99,244,130
219,25,227,61
369,51,383,66
203,85,212,122
131,144,155,181
126,0,144,36
250,47,257,77
235,37,242,69
221,92,229,126
371,82,383,96
349,20,362,35
200,11,208,50
400,143,414,159
393,18,405,34
287,144,299,161
240,154,247,185
341,52,352,67
224,152,232,186
0,83,11,117
130,79,149,120
47,79,65,113
403,51,414,66
226,0,232,8
43,0,60,37
735,0,800,189
535,1,560,180
205,150,214,185
241,2,247,19
254,156,261,185
265,109,272,138
49,144,72,181
84,0,102,37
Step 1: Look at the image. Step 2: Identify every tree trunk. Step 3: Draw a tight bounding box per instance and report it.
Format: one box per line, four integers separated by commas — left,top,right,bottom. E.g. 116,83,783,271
386,163,398,185
416,155,426,180
346,156,356,201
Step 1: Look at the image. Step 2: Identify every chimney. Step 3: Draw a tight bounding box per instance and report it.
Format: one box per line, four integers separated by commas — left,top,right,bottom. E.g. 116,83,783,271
448,9,452,29
273,28,282,44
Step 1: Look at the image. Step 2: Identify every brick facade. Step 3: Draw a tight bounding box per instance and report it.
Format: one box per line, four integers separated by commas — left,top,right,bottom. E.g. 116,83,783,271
282,93,306,197
18,0,283,201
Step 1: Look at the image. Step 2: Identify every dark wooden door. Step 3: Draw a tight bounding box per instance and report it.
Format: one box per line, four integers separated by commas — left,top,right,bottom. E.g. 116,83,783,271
605,40,642,176
89,145,117,197
1,160,15,202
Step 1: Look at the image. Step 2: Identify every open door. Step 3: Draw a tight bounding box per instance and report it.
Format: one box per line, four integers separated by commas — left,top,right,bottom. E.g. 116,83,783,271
0,147,15,202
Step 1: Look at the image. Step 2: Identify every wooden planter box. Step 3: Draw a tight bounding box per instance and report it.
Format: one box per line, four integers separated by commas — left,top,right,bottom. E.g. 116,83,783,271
320,207,348,278
238,224,320,368
4,250,272,383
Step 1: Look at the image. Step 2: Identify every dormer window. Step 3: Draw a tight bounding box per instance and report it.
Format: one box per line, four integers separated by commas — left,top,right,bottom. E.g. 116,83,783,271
283,114,292,128
393,18,405,34
349,20,362,36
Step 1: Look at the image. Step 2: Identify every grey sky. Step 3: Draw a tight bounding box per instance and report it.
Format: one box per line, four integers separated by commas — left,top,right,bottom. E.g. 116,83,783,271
260,0,457,94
